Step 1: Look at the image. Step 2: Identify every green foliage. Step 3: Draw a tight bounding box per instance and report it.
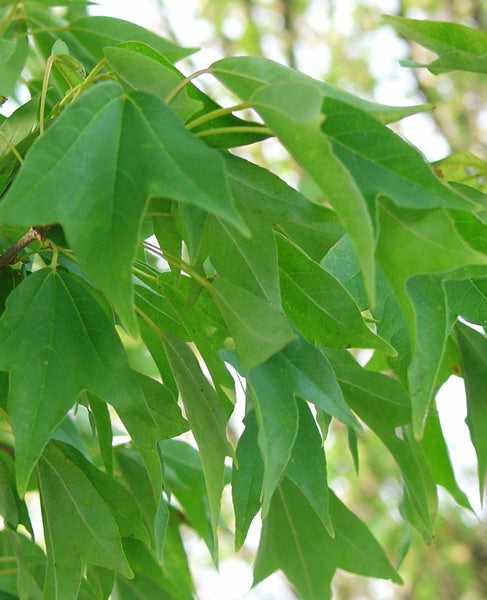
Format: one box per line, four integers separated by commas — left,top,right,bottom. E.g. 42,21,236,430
0,3,485,599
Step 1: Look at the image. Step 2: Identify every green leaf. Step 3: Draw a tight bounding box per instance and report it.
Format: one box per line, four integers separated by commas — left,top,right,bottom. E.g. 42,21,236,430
154,277,235,411
159,509,195,600
254,478,334,600
88,395,113,477
329,358,411,430
286,400,332,534
161,332,230,555
446,278,487,328
384,16,487,74
7,530,45,600
250,81,376,304
406,276,450,437
330,358,436,536
263,337,359,429
115,449,157,533
212,277,296,369
247,361,299,515
456,323,487,498
208,212,280,307
254,477,400,600
276,234,394,354
233,336,359,516
0,269,151,496
0,25,28,96
421,409,472,509
321,97,476,211
210,55,431,124
68,15,196,66
0,457,18,527
0,82,245,335
85,565,114,600
0,38,16,64
222,152,331,227
0,96,39,161
159,440,214,556
450,207,487,254
0,270,22,316
53,440,150,546
433,151,487,194
115,539,177,600
38,442,132,599
376,198,487,433
232,411,263,551
104,43,202,122
117,372,188,498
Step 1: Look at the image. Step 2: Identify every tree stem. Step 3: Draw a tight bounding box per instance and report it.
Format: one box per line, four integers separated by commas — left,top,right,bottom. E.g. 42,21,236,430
0,226,49,269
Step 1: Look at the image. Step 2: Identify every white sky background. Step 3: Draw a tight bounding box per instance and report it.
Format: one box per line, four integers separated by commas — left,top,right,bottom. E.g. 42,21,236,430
87,1,485,598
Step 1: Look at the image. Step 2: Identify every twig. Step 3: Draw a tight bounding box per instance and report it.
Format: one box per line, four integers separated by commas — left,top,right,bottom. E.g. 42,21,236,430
0,226,49,269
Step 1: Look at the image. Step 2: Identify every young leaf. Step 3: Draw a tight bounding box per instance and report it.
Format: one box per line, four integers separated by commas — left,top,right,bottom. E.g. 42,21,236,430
38,442,132,599
104,43,202,122
434,151,487,194
58,14,196,67
384,16,487,74
0,82,245,335
0,269,151,496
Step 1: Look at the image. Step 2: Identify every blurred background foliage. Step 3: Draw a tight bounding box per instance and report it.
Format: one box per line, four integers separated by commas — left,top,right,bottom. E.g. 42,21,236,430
52,1,487,598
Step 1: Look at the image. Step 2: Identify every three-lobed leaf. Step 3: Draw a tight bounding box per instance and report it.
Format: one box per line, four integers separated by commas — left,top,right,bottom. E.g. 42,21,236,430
0,268,152,496
0,82,245,335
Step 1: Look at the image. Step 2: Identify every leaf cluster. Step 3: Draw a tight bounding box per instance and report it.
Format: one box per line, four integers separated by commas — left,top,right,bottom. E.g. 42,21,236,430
0,3,486,598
